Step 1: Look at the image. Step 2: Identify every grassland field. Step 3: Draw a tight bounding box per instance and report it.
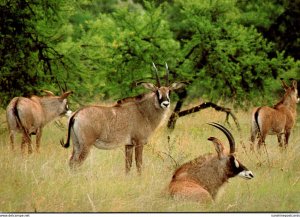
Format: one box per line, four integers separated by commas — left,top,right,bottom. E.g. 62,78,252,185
0,104,299,213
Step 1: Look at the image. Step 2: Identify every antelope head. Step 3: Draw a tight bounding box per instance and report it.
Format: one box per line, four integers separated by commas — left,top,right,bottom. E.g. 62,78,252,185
281,80,299,104
208,122,254,180
59,91,73,117
39,89,73,117
138,63,185,109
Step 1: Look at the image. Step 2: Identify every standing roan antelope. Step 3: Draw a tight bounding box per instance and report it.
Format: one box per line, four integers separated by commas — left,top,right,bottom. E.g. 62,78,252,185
61,63,185,173
169,123,254,203
250,80,299,150
6,90,73,154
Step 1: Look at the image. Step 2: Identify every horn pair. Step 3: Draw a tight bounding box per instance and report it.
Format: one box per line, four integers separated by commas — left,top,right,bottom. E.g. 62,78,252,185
207,122,235,153
152,62,169,87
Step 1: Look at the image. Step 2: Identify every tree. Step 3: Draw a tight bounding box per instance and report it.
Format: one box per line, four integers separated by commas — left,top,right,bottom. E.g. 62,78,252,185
1,0,298,130
0,0,73,105
72,1,181,101
163,0,297,128
237,0,300,60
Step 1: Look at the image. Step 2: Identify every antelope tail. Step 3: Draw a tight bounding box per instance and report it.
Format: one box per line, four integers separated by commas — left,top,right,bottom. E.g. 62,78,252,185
12,98,31,141
254,107,262,136
60,115,75,148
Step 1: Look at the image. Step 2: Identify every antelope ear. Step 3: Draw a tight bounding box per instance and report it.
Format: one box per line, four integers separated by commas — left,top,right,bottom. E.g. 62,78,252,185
208,137,226,159
61,91,73,99
169,82,186,91
281,79,289,90
139,82,158,92
41,90,55,96
292,80,297,89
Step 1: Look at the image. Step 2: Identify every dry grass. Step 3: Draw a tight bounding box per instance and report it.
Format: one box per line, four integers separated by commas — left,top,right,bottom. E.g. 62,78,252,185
0,107,299,212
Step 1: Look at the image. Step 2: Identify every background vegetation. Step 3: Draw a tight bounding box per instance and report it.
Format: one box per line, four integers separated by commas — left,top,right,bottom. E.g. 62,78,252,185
0,0,300,213
1,0,299,109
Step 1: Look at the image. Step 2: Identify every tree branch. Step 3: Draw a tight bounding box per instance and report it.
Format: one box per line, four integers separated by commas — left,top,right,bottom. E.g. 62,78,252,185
167,101,241,131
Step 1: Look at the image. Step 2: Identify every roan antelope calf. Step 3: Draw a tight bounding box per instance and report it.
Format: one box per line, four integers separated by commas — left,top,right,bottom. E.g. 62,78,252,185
250,80,299,150
6,90,72,153
169,123,254,203
61,63,185,173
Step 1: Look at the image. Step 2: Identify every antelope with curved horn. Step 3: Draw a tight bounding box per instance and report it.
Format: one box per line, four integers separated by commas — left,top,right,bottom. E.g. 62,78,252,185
61,63,186,173
169,123,254,203
250,80,299,150
6,90,73,153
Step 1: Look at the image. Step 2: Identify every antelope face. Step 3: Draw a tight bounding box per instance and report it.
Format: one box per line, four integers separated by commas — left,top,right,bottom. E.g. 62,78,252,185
57,99,72,117
156,83,187,109
141,82,185,110
283,80,299,104
65,102,73,117
227,155,254,180
287,87,299,104
59,91,73,117
157,87,171,109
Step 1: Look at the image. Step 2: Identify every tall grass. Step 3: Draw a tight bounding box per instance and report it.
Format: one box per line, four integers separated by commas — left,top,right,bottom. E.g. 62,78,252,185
0,107,299,212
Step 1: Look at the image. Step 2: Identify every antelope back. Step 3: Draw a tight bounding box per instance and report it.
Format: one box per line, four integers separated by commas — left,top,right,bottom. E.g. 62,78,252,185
6,91,72,131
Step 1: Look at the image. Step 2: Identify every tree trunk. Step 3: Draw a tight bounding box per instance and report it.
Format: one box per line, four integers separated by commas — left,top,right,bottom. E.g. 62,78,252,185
167,88,187,129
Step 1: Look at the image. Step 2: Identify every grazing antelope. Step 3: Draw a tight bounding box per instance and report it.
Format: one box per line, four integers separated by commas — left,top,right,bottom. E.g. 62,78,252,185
169,123,254,203
250,80,299,150
6,90,72,153
61,63,185,173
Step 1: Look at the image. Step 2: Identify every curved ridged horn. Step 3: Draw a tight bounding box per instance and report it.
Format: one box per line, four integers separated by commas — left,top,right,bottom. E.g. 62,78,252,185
152,62,161,87
207,122,235,153
165,62,169,86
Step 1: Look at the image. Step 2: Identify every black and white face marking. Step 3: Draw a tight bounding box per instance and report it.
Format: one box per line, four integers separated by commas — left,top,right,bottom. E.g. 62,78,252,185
64,100,73,117
157,88,170,109
228,155,254,180
238,170,254,180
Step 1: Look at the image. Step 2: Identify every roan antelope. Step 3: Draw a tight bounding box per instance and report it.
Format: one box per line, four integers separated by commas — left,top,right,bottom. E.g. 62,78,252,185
250,80,299,150
6,90,73,154
61,63,186,173
169,123,254,203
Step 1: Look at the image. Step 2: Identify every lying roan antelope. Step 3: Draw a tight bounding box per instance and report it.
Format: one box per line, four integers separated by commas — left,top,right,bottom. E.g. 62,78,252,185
169,122,254,203
61,63,185,173
6,90,72,154
250,80,299,150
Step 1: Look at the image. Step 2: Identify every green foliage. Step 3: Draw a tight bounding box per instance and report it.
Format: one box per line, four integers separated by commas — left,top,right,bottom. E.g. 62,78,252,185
166,0,297,108
98,2,180,98
0,0,75,105
0,0,299,109
237,0,300,59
